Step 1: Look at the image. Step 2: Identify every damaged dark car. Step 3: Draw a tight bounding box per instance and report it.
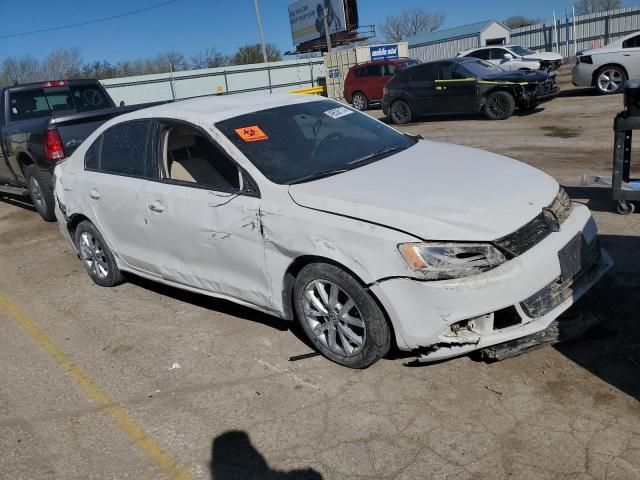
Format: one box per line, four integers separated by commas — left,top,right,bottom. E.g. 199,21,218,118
382,57,559,124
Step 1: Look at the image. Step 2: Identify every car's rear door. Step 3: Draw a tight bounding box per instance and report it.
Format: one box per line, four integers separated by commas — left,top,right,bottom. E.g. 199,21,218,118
141,120,271,308
406,63,438,114
82,119,161,275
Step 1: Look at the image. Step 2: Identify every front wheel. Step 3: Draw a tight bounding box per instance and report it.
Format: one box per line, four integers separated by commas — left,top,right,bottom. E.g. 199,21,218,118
389,100,413,124
596,66,626,94
25,165,56,222
294,263,391,369
484,91,515,120
74,221,124,287
351,92,368,111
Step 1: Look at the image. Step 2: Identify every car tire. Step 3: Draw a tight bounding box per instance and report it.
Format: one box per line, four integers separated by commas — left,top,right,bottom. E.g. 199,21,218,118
389,100,413,124
484,91,516,120
596,66,626,95
293,263,391,369
74,220,124,287
25,165,56,222
351,92,368,111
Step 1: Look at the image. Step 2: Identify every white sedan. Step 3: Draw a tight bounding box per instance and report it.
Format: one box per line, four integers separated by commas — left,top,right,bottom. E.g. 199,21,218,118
54,94,611,368
573,31,640,94
457,45,563,74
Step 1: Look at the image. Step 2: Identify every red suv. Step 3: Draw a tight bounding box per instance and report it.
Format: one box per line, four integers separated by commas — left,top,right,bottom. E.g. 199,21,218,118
344,58,420,110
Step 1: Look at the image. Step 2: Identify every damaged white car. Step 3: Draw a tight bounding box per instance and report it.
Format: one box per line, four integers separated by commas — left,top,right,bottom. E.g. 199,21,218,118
54,94,612,368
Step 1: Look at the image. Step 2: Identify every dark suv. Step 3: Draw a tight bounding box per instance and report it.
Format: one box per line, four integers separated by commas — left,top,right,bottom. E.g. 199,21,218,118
343,58,420,111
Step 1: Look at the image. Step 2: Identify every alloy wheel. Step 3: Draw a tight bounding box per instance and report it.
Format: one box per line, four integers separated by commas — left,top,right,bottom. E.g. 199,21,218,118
79,231,110,280
302,279,366,357
487,95,509,118
598,68,624,93
391,101,410,124
29,176,45,212
352,94,366,110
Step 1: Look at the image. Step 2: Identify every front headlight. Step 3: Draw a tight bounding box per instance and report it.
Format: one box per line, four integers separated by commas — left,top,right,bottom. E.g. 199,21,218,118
398,243,507,280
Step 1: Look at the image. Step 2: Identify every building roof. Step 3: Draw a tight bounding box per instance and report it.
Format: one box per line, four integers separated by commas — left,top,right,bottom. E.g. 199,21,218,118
408,20,500,47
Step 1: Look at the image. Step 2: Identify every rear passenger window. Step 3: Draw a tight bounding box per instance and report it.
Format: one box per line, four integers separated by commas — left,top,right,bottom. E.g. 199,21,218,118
410,64,436,82
623,35,640,48
469,49,491,60
85,120,150,177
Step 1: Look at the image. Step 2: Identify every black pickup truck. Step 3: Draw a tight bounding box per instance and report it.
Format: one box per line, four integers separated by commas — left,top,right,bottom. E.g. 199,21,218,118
0,79,155,221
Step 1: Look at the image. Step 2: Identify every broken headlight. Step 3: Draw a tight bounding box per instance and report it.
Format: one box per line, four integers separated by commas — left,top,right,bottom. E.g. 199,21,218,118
549,187,573,223
398,243,507,280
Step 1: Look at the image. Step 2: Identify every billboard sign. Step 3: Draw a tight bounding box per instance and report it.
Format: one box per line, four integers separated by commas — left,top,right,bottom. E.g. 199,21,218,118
288,0,347,45
369,44,399,61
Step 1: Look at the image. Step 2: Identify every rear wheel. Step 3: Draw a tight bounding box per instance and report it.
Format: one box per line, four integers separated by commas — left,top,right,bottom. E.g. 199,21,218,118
389,100,413,124
484,91,516,120
294,263,391,369
74,221,124,287
25,165,56,222
596,66,626,94
351,92,368,111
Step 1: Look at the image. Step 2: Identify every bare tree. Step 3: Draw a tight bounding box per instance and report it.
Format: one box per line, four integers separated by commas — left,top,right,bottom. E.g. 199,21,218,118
232,43,281,65
574,0,621,15
379,8,444,42
81,61,119,80
1,55,40,85
40,48,82,80
154,51,190,72
504,16,540,29
191,48,231,69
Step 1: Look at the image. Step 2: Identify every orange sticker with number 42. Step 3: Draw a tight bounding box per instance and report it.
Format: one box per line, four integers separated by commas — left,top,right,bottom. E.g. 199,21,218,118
235,125,269,142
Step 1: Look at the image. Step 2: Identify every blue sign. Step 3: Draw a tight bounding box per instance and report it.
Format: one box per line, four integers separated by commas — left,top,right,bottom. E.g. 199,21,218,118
328,68,340,78
370,45,399,61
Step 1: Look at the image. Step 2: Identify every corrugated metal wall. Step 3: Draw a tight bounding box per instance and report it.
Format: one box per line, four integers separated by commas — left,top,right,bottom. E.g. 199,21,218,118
409,35,479,62
511,6,640,58
101,59,326,106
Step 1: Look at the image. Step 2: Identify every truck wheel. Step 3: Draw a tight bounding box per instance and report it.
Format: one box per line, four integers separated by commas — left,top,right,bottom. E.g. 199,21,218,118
293,263,391,369
484,91,516,120
74,220,124,287
25,165,56,222
351,92,368,111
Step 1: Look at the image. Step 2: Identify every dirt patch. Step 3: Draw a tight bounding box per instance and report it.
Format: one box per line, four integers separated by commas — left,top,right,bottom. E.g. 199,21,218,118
541,126,581,138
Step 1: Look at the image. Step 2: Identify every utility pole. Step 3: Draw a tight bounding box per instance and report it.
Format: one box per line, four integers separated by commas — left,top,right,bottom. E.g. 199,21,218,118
253,0,269,63
323,7,332,52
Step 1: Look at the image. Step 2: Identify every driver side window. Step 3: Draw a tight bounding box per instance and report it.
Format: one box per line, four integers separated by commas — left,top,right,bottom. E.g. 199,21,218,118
159,123,240,191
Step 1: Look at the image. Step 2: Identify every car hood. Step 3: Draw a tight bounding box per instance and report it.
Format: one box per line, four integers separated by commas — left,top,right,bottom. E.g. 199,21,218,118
522,51,563,62
288,141,559,241
481,70,549,83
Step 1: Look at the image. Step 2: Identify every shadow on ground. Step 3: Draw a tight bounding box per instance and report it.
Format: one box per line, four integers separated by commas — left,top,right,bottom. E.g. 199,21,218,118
0,193,35,213
557,87,598,98
565,185,618,213
554,233,640,400
209,430,322,479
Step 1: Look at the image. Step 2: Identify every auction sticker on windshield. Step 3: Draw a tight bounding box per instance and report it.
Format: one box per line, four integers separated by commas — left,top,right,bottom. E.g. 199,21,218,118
324,107,353,119
235,126,269,142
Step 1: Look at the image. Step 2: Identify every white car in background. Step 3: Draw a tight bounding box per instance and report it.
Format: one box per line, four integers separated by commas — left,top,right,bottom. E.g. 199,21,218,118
458,45,563,74
572,31,640,94
54,94,610,368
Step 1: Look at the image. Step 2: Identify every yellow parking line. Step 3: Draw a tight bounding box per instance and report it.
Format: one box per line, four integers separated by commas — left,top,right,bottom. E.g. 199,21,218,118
0,291,191,480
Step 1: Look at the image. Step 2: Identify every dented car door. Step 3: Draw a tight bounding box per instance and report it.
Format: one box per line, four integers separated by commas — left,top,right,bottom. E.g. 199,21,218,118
142,122,271,309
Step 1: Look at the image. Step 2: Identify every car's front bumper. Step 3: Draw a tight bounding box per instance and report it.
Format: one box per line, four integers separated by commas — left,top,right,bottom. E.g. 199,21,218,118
369,204,612,361
572,63,595,87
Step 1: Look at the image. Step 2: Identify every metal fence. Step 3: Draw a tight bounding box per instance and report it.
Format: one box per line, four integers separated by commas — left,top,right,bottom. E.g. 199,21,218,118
511,6,640,58
101,58,326,106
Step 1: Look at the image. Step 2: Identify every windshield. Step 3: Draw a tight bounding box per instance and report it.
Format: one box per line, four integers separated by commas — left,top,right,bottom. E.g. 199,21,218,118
509,45,535,56
216,100,415,184
460,59,504,77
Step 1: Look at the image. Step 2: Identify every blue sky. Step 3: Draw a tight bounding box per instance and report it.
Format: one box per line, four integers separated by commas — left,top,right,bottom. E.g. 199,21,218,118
0,0,632,63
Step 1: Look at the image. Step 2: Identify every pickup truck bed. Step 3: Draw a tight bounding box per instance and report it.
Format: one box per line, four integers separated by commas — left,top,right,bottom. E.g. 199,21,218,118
0,79,163,220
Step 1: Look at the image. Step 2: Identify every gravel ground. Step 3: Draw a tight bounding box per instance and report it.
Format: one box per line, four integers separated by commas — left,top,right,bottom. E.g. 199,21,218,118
0,84,638,480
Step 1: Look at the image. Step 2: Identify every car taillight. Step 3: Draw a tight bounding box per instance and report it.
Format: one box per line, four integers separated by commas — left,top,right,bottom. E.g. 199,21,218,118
41,80,68,88
43,129,65,161
578,55,593,64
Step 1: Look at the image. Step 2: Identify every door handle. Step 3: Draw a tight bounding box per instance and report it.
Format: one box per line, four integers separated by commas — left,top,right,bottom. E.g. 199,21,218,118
147,200,165,213
89,189,101,200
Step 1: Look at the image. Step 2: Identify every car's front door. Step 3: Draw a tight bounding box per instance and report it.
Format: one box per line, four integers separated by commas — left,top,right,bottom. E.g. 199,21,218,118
407,63,438,114
491,48,514,70
622,34,640,79
82,119,161,275
432,62,478,113
143,121,271,309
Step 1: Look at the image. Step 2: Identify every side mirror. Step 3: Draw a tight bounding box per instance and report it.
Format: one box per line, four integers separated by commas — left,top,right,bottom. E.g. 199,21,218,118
503,53,514,61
